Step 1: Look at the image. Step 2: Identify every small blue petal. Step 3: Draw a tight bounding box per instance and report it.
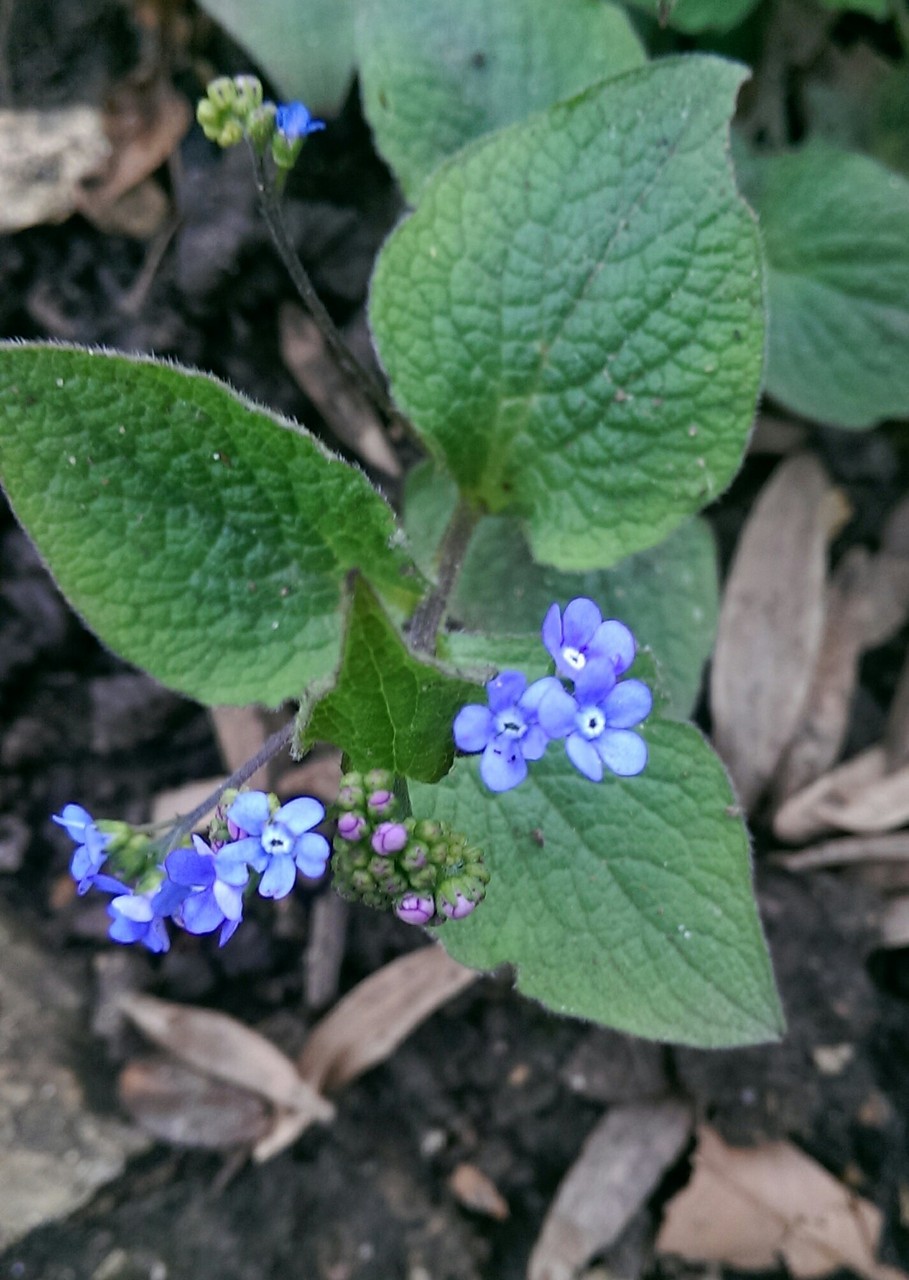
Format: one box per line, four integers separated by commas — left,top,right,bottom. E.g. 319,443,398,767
561,597,602,648
53,804,94,842
111,893,154,923
602,679,652,729
259,856,297,899
521,723,550,761
181,890,226,935
293,832,329,873
537,685,578,738
219,834,269,873
520,675,563,713
276,796,324,835
143,918,171,954
574,661,617,703
212,880,243,921
213,845,253,887
480,740,527,792
588,619,636,675
165,846,215,889
219,917,241,947
227,791,271,837
566,733,604,782
486,670,527,713
596,729,648,776
453,703,494,752
541,603,563,662
275,101,326,139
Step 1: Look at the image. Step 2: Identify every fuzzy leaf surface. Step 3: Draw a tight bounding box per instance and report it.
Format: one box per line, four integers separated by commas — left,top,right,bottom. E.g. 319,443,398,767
195,0,354,114
412,725,784,1047
299,578,479,782
371,58,763,570
0,344,419,706
738,141,909,428
356,0,644,200
405,463,717,717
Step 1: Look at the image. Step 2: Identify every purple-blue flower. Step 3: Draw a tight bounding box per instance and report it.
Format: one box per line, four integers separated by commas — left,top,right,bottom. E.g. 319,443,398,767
53,803,113,893
538,664,652,782
275,101,325,140
542,598,636,686
222,792,330,899
453,672,563,792
165,835,247,945
107,876,187,954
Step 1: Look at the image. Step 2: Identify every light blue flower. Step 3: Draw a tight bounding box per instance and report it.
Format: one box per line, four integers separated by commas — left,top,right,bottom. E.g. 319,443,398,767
453,672,563,792
165,835,248,945
222,793,330,899
107,877,187,954
53,803,113,893
275,101,325,140
542,598,635,687
538,665,652,782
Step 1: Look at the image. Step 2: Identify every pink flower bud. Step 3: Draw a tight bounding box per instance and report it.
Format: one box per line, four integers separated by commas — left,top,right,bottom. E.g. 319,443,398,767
371,821,408,856
337,812,367,842
395,894,435,926
438,890,477,920
367,789,395,815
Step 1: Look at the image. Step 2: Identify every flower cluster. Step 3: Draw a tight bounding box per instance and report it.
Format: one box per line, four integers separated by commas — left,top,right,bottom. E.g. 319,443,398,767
196,74,323,170
53,791,330,954
453,598,652,791
332,770,489,926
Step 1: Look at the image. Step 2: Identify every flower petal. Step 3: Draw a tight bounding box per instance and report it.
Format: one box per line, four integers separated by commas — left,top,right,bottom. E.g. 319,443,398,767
520,675,564,714
541,603,563,661
111,893,154,923
521,724,550,761
293,832,329,874
574,660,616,704
218,917,241,946
53,804,93,842
453,704,494,752
165,846,215,889
226,790,271,836
566,733,604,782
181,890,224,935
218,835,268,874
276,796,324,835
108,914,147,944
480,740,527,792
602,679,652,729
143,918,171,953
537,685,578,738
486,670,527,713
258,856,297,899
596,729,648,776
588,619,636,675
212,880,244,921
562,597,602,648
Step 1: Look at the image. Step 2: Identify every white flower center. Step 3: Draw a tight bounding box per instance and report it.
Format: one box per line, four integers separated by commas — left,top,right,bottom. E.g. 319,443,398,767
261,821,293,856
576,706,605,741
562,646,586,671
494,707,527,740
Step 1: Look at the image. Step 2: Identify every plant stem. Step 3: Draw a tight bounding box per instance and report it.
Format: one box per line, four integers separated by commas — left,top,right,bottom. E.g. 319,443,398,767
164,718,296,850
250,147,404,430
409,495,480,654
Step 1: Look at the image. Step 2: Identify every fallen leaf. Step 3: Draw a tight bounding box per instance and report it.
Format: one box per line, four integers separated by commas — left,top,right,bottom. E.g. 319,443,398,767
0,106,110,233
528,1099,693,1280
656,1125,908,1280
118,1056,270,1149
773,747,887,844
297,944,477,1093
711,454,847,811
772,832,909,872
448,1163,510,1221
811,762,909,835
303,890,348,1011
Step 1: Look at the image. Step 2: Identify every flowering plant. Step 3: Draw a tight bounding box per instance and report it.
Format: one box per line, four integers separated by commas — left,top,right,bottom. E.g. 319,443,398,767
0,1,793,1047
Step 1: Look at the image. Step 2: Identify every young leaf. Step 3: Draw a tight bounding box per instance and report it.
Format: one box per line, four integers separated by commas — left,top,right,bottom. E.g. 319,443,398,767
0,344,419,707
371,58,764,571
298,577,479,782
356,0,644,201
411,725,784,1048
195,0,354,115
623,0,760,31
405,463,718,718
738,141,909,428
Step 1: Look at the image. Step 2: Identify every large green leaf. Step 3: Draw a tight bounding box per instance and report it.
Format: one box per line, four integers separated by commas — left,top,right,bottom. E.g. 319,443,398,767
622,0,760,33
356,0,644,201
299,577,479,782
371,57,763,571
817,0,888,15
413,726,783,1047
196,0,354,115
737,141,909,428
0,344,420,706
404,463,717,717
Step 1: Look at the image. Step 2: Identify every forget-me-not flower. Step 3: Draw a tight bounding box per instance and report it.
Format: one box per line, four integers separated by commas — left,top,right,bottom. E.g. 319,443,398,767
107,877,187,954
538,664,652,782
53,803,113,893
222,792,330,899
165,835,248,945
453,672,563,792
542,598,636,686
275,101,326,140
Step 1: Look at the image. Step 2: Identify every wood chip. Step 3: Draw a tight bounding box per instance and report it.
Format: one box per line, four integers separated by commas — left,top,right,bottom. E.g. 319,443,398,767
528,1099,693,1280
297,944,477,1093
448,1163,510,1221
656,1125,908,1280
0,106,110,233
711,454,846,811
773,747,887,844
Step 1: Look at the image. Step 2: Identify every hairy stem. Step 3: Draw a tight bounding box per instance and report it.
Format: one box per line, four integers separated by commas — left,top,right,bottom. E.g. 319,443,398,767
409,495,480,655
164,718,295,850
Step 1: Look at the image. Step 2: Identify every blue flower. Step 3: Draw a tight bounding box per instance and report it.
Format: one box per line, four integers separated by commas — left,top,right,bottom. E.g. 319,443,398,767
542,598,636,686
275,101,326,140
221,793,330,899
538,665,652,781
165,835,248,945
53,803,113,893
107,877,187,954
453,672,563,792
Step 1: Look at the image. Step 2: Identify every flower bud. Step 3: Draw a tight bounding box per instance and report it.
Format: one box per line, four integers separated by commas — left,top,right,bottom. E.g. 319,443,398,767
337,781,365,810
400,842,427,870
394,894,435,926
337,812,368,842
371,822,408,856
367,789,395,816
437,889,477,920
364,769,394,792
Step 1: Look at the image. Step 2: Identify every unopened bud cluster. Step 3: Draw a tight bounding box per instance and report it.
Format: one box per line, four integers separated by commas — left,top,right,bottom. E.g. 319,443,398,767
196,75,324,171
332,770,489,926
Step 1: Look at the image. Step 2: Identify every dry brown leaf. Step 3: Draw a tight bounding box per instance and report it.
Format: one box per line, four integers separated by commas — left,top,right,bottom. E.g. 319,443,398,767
0,106,110,233
279,303,401,478
84,177,171,239
304,891,348,1011
772,833,909,872
528,1099,693,1280
120,992,334,1123
773,747,887,844
297,944,477,1093
448,1163,510,1221
118,1056,270,1150
810,762,909,835
711,454,847,811
656,1125,908,1280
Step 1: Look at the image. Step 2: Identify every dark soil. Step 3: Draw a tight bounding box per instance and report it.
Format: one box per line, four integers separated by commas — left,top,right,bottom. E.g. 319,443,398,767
1,3,908,1278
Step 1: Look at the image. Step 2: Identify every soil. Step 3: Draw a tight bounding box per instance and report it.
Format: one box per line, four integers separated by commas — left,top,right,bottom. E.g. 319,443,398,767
1,3,908,1279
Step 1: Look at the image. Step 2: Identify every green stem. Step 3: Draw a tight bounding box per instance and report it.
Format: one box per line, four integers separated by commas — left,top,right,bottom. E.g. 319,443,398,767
409,495,480,655
164,719,295,850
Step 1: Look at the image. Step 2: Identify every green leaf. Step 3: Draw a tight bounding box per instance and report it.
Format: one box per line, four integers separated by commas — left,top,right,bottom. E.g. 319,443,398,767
0,344,420,707
371,57,764,571
405,462,718,718
356,0,644,201
817,0,888,16
738,141,909,428
196,0,354,115
622,0,760,33
299,577,480,783
413,725,783,1047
